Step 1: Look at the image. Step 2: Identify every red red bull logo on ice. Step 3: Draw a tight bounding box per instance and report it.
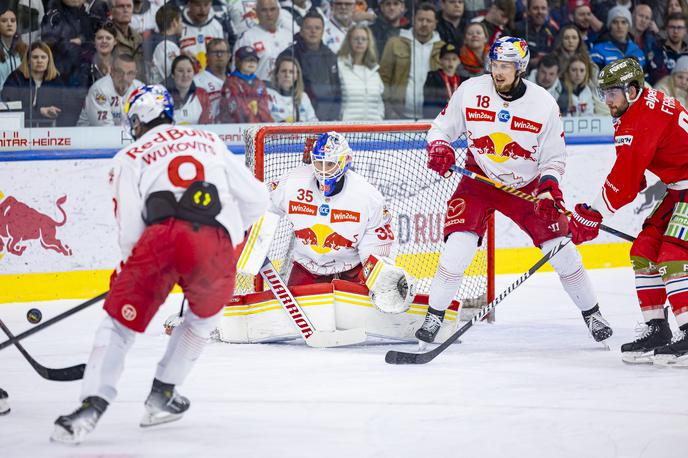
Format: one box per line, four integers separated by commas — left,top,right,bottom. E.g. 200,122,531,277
0,192,72,258
468,131,537,163
294,223,355,254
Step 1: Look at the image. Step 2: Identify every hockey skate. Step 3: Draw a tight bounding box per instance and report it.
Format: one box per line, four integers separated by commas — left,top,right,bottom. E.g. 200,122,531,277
51,396,109,444
0,388,9,415
652,328,688,367
415,307,445,346
621,317,672,364
582,305,613,344
140,378,190,427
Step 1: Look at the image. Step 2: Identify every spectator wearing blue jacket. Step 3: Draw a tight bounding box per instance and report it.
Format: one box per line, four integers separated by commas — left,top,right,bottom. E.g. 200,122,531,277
590,6,646,69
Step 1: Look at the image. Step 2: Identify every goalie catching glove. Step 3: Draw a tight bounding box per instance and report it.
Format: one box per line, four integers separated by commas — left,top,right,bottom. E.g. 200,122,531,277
360,255,416,314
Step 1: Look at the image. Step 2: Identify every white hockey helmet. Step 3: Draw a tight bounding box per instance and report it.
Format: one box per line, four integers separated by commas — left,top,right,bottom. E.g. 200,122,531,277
310,131,353,197
124,84,174,138
488,36,530,74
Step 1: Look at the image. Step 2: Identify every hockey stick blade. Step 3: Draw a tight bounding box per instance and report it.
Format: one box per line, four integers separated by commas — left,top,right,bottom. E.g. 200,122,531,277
385,238,571,365
448,164,635,242
0,292,107,352
0,319,85,381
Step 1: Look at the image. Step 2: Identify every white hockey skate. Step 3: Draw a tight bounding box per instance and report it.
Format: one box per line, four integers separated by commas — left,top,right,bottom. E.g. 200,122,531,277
51,396,108,444
140,378,190,427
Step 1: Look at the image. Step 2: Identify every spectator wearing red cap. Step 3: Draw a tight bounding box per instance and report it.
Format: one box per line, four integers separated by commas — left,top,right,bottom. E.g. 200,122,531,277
568,0,603,49
219,45,273,123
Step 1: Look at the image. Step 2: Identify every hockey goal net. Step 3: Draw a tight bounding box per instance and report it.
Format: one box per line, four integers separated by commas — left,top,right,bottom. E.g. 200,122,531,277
239,123,494,313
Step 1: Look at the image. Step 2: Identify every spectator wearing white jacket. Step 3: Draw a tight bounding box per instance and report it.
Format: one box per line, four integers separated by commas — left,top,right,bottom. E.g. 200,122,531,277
336,25,384,121
267,54,318,122
557,55,598,117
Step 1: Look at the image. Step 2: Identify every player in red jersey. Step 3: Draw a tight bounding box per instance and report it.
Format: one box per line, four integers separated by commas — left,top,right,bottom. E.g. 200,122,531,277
570,58,688,366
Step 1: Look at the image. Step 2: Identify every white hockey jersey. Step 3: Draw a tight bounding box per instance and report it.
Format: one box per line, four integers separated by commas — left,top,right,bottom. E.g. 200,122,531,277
267,87,318,122
269,166,394,275
111,124,269,260
194,70,225,119
233,25,293,81
149,39,180,84
428,74,566,188
179,9,226,71
77,75,143,126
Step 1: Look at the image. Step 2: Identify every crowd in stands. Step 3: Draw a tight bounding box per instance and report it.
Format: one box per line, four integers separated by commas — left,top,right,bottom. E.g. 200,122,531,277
2,0,688,127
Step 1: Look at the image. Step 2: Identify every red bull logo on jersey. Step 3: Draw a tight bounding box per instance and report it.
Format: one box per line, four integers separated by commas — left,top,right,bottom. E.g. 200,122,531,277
468,131,537,163
288,201,318,216
294,224,356,254
510,116,542,134
0,192,72,258
466,108,496,122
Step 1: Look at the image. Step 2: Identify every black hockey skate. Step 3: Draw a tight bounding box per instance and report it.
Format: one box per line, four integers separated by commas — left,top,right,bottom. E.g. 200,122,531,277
415,307,445,344
0,388,9,415
652,327,688,367
621,316,672,364
582,305,613,342
51,396,109,444
140,378,190,427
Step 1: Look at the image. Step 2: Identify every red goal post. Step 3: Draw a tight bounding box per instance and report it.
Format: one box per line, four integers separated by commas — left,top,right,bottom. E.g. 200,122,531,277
240,122,495,317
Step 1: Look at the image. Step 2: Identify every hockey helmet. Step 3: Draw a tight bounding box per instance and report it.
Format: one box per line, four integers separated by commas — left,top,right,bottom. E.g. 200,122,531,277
310,132,353,197
597,57,645,104
488,36,530,74
124,84,174,138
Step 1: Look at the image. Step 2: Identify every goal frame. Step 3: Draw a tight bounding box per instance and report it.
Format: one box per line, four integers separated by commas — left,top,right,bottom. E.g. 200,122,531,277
247,122,495,316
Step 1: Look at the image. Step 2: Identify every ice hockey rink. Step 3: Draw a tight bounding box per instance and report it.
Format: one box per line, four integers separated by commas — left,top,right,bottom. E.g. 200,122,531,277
1,268,686,458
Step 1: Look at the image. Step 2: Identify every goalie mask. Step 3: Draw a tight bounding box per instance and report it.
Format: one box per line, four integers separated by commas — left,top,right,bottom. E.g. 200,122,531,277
124,84,174,139
310,132,353,197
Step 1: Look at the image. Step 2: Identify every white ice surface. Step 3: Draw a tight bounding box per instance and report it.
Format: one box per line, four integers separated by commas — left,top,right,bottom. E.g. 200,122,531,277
1,268,687,458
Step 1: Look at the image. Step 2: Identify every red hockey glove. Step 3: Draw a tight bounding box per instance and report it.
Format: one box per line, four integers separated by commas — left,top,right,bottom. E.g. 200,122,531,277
534,177,565,222
569,203,603,245
427,140,455,177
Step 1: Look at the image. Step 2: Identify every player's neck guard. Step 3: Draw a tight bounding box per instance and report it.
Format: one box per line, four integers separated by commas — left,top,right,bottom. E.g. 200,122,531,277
496,77,526,101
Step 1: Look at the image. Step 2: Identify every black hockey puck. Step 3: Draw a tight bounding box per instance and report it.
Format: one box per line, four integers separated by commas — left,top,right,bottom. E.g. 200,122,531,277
27,308,42,324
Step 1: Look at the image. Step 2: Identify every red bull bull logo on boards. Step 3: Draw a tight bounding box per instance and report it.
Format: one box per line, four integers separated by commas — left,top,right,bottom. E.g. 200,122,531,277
0,193,72,257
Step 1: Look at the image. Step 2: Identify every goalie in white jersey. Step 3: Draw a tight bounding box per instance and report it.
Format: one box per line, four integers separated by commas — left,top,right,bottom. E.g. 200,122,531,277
416,37,613,344
269,131,414,313
51,85,269,444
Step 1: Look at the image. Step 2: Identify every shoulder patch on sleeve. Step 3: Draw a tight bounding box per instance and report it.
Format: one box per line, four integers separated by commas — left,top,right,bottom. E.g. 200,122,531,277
95,92,107,106
614,135,633,146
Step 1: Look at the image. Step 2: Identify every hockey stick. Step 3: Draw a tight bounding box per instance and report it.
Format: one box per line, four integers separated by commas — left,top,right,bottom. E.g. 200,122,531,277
259,259,367,347
448,164,636,242
385,237,572,365
0,319,85,381
0,292,107,352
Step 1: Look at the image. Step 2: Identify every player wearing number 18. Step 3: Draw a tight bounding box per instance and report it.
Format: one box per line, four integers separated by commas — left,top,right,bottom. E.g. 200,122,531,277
418,36,613,345
51,85,269,444
569,58,688,366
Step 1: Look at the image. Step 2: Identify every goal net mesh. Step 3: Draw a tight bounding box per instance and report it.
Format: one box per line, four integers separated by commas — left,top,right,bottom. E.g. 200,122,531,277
239,123,492,309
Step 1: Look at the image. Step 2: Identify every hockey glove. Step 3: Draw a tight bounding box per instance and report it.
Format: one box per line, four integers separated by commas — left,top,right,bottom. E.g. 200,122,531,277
534,177,565,222
427,140,455,177
569,203,603,245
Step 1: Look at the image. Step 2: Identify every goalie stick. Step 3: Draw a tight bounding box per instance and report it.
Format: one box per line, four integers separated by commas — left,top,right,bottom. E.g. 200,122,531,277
0,319,85,381
385,237,571,365
259,259,367,347
448,164,636,242
0,292,107,352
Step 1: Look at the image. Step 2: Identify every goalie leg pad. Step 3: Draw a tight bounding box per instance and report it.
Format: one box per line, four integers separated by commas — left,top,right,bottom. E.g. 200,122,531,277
542,237,598,311
429,231,479,312
155,309,219,386
80,316,136,403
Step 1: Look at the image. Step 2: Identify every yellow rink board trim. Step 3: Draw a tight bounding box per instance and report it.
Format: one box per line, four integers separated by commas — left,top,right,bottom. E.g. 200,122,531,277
0,243,631,303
